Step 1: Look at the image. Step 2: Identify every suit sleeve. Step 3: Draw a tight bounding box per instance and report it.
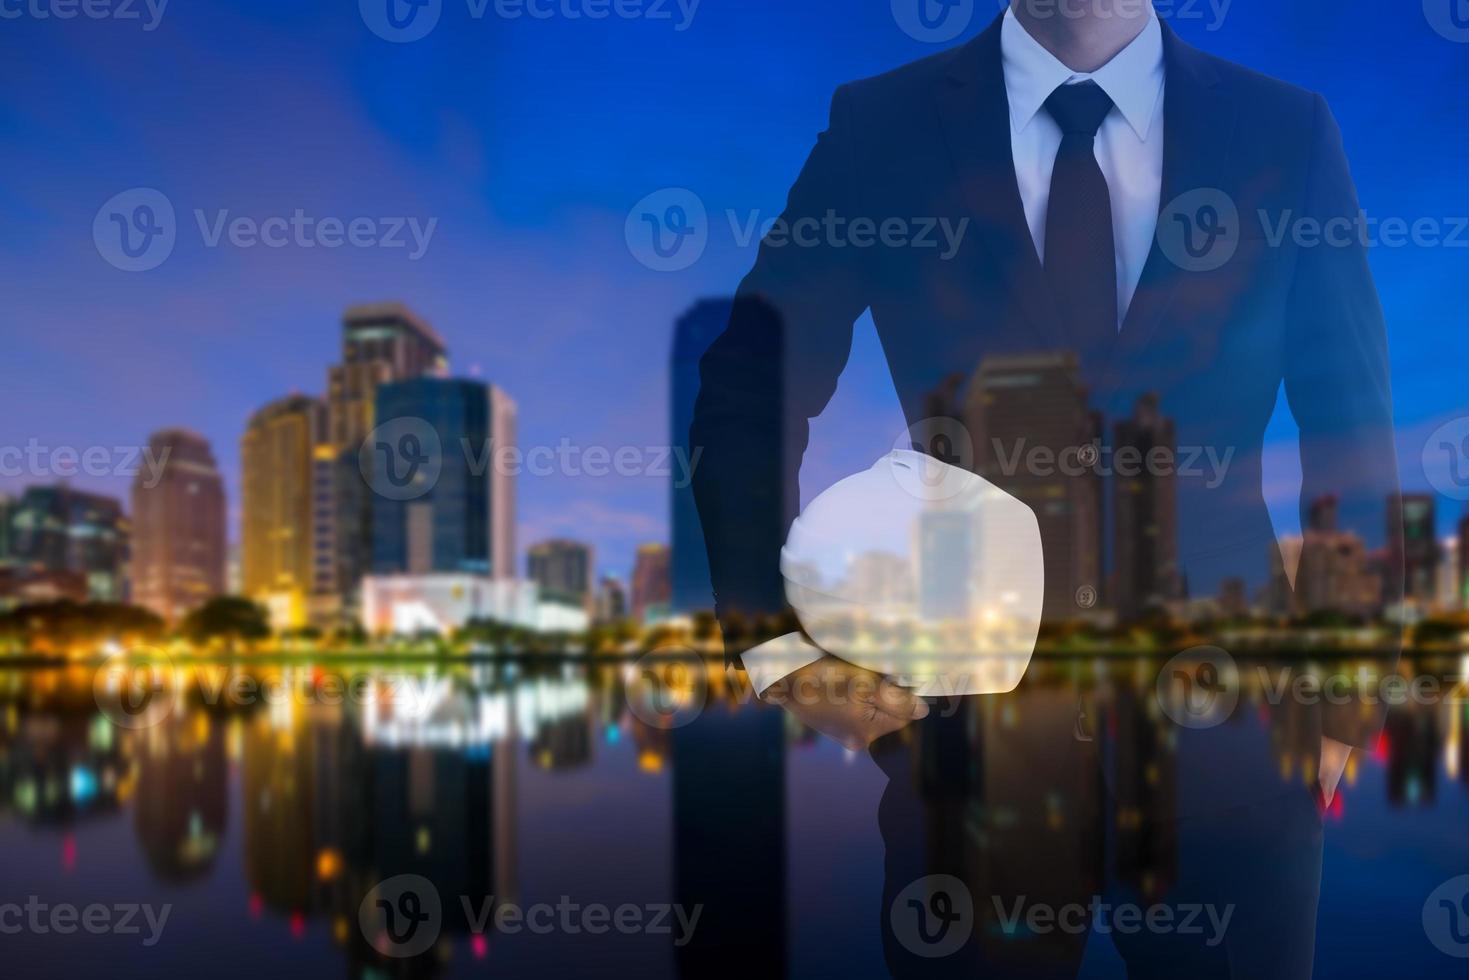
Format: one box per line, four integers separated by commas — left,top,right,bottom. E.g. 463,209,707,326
1282,94,1403,749
689,85,871,668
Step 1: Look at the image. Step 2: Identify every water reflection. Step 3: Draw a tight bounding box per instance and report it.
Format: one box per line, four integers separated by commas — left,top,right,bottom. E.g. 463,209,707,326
0,656,1466,977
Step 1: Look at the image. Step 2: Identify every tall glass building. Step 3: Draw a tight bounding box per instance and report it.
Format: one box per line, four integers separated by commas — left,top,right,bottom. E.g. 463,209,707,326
370,378,515,577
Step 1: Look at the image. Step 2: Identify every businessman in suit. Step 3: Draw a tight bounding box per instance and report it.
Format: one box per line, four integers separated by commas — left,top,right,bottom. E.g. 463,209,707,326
691,2,1400,976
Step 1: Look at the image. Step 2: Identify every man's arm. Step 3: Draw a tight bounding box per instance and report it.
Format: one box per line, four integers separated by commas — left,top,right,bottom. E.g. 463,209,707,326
1282,94,1403,756
690,85,871,671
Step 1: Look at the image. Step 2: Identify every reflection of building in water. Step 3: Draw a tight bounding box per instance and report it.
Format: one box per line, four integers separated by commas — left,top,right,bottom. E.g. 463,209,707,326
0,707,126,827
673,704,786,979
133,710,227,882
1109,688,1176,900
974,689,1104,945
236,671,528,974
1384,708,1438,807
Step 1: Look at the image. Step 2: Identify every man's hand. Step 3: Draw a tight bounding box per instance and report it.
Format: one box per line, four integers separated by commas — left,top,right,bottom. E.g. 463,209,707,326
762,654,929,751
1319,736,1351,808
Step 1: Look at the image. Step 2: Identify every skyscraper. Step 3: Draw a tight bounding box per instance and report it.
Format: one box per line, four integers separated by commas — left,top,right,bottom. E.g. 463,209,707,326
527,540,593,609
2,485,129,602
1388,493,1438,610
369,378,516,577
965,353,1102,620
131,429,226,624
327,303,449,606
241,394,324,629
489,385,518,581
595,574,628,623
1459,509,1469,612
630,543,672,622
671,298,732,614
1113,394,1180,621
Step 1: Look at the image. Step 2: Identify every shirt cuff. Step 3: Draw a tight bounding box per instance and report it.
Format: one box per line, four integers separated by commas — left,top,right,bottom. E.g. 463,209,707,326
740,632,825,696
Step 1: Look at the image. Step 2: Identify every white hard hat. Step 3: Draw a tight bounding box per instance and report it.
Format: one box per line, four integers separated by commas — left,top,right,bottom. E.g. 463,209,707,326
780,451,1044,697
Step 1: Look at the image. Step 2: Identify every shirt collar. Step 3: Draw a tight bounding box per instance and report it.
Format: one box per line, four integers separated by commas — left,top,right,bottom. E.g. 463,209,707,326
1000,6,1165,141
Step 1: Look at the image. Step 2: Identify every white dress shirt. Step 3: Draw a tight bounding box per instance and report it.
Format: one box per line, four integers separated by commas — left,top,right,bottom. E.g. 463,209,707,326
742,11,1168,695
1004,6,1166,328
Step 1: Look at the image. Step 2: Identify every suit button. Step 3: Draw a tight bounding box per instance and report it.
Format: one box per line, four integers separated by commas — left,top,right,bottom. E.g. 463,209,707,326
1075,586,1098,609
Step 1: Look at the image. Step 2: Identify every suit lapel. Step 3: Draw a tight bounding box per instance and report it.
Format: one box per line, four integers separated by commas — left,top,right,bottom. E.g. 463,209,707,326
1114,22,1239,362
933,16,1067,353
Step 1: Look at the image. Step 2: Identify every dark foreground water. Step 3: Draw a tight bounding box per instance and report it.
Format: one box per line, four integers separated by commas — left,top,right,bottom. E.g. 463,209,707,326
1,655,1467,979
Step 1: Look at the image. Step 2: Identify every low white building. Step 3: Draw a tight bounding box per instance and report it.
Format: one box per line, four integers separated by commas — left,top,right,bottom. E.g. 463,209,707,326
361,574,588,637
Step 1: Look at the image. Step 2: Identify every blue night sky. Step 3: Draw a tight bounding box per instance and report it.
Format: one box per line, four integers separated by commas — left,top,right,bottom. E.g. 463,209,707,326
2,0,1468,582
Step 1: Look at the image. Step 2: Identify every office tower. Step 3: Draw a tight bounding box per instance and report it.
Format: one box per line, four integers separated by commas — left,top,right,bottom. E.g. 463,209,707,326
327,303,449,605
0,493,12,565
630,543,672,622
595,574,628,623
1388,493,1438,609
3,485,129,602
1113,394,1180,621
1309,494,1339,533
1460,510,1469,611
671,298,732,614
1268,535,1304,617
1436,536,1460,614
916,509,974,621
846,550,915,611
241,395,325,628
1218,577,1248,619
131,429,226,624
1296,527,1381,618
965,353,1102,619
370,378,501,576
489,385,518,580
527,539,593,609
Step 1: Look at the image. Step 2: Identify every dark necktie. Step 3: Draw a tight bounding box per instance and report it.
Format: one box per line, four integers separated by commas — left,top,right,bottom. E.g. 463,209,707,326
1043,81,1118,361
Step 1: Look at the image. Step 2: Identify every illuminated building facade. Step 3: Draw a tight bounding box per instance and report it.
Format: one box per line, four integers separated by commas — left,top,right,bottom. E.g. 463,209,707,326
130,428,226,623
241,394,325,629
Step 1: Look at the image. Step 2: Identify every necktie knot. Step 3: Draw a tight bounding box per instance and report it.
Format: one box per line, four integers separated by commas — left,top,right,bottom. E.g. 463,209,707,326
1044,81,1115,138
